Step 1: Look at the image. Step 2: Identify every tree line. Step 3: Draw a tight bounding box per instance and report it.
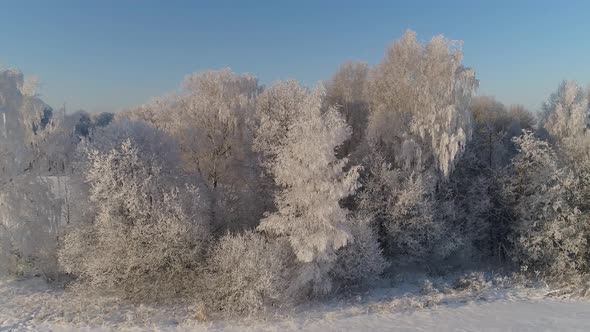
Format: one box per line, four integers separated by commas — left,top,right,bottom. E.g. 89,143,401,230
1,31,589,316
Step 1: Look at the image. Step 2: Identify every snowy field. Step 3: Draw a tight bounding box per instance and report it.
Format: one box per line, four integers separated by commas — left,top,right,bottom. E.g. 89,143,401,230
3,275,590,331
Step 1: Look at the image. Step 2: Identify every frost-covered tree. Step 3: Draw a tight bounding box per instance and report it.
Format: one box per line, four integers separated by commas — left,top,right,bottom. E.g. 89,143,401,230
258,87,362,296
357,149,441,262
118,94,177,133
508,105,535,133
59,137,209,301
540,81,590,211
500,84,590,281
353,32,477,267
253,80,308,162
438,147,500,262
540,81,589,142
176,69,258,189
367,30,477,178
469,96,512,168
122,69,263,231
0,69,26,182
253,80,309,213
436,98,535,262
504,131,590,278
325,62,370,158
0,177,62,278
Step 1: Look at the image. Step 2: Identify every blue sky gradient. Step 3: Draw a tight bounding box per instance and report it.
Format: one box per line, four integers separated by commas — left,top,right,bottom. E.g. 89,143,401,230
1,0,589,113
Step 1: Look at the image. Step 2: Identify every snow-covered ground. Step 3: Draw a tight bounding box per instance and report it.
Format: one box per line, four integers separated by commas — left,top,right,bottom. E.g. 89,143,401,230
2,276,590,331
210,299,590,332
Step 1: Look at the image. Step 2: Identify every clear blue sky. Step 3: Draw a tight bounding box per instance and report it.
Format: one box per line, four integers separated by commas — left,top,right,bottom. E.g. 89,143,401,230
1,0,589,113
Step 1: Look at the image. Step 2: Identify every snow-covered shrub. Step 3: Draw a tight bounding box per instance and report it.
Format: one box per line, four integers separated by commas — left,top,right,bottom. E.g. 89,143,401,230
419,279,438,295
331,214,388,289
453,272,490,292
202,231,295,317
258,86,362,296
59,139,209,301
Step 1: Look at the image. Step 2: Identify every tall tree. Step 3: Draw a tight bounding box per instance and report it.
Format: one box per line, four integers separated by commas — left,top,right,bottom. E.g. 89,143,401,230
121,69,263,231
367,30,478,178
325,62,370,158
540,81,589,142
258,87,361,296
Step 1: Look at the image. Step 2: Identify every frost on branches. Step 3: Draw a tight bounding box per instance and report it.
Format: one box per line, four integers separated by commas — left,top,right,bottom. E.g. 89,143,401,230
331,213,388,289
504,131,590,279
59,138,209,301
7,29,590,321
503,82,590,281
258,87,362,296
367,30,477,178
357,150,440,263
253,80,309,162
540,81,590,197
121,69,263,231
540,81,589,142
203,231,295,317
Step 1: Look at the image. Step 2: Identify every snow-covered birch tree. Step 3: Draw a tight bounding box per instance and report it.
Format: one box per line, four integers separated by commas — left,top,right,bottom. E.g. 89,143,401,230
367,30,478,178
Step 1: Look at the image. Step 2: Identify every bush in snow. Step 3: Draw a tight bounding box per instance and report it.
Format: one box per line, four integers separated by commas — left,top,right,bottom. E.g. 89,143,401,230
202,231,295,317
331,213,389,290
59,139,209,301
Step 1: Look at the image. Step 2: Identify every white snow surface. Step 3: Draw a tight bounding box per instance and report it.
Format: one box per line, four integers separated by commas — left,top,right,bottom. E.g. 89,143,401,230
2,275,590,332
